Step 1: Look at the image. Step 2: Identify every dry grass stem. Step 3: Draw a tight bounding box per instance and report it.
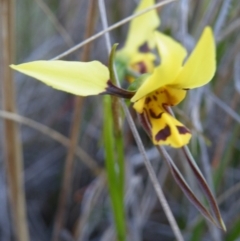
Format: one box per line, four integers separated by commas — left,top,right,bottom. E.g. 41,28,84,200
0,110,101,175
51,1,98,240
0,0,29,240
34,0,74,47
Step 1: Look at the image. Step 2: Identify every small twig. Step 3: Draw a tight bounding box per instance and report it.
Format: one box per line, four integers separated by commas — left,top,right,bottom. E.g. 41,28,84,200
217,18,240,42
74,173,106,240
124,107,185,241
34,0,74,47
207,92,240,124
0,110,101,175
214,0,233,37
218,181,240,205
51,2,98,239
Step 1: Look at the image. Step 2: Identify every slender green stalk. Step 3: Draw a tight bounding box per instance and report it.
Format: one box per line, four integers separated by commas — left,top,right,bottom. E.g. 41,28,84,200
115,132,125,203
99,1,126,239
103,95,126,241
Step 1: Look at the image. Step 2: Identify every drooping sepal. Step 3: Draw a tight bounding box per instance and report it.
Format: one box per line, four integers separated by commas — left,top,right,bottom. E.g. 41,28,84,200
11,60,110,96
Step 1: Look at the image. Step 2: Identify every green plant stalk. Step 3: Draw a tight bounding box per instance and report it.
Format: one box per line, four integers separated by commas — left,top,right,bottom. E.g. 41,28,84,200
109,43,125,209
115,132,125,203
226,219,240,241
189,220,205,241
103,95,126,241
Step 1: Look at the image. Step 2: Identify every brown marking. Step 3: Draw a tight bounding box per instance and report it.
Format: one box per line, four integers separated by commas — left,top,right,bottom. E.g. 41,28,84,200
153,95,157,101
145,97,152,104
139,43,150,52
155,91,159,94
176,126,190,134
155,125,171,141
137,62,147,74
103,80,135,99
149,109,164,119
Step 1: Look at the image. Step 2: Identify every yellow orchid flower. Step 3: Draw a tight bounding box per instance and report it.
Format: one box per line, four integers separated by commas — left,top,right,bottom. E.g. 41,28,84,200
119,0,160,58
116,0,160,78
131,27,215,147
10,27,215,148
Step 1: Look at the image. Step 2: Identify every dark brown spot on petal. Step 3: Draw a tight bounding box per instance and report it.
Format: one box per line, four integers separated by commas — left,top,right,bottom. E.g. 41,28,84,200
177,125,190,134
155,125,171,141
139,43,150,53
153,95,157,101
145,97,152,104
156,91,159,94
137,62,147,74
149,109,164,119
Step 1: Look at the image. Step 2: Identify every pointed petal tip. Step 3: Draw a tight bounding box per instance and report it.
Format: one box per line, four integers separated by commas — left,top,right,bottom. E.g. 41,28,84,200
173,25,216,89
220,218,227,232
10,64,17,69
123,0,160,56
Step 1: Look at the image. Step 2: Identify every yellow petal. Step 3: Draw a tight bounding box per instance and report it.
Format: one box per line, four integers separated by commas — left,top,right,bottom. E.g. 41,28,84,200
155,31,187,71
143,108,191,147
163,86,187,106
153,113,191,147
133,96,146,113
131,32,187,102
127,52,156,83
133,89,190,147
10,60,109,96
172,27,216,89
130,52,156,69
121,0,160,57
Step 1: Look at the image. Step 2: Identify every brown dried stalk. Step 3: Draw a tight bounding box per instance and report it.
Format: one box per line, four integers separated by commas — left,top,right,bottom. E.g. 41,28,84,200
0,0,29,240
51,1,98,240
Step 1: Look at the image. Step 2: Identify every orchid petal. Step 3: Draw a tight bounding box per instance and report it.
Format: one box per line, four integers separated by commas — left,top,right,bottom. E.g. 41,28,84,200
131,32,187,102
130,52,156,72
133,88,190,148
155,31,187,72
141,107,191,148
121,0,160,57
11,60,110,96
152,112,191,147
172,27,216,89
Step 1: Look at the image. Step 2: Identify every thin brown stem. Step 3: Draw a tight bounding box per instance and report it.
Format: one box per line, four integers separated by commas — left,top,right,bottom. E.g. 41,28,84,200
0,0,29,240
51,1,98,240
0,110,101,175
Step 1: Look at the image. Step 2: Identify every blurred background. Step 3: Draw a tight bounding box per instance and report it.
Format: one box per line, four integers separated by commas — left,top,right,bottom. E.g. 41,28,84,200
0,0,240,240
